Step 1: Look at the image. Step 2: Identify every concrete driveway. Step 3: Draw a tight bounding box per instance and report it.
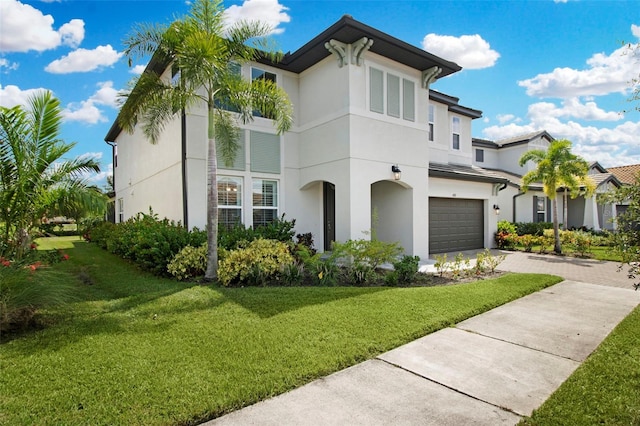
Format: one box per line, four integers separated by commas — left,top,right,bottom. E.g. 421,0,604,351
204,251,640,425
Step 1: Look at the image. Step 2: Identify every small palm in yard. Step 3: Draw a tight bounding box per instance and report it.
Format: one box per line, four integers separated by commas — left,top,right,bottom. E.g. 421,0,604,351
118,0,293,280
519,139,594,254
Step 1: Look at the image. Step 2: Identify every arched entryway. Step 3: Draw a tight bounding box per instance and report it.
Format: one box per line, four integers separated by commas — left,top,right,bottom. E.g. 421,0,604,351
371,180,413,254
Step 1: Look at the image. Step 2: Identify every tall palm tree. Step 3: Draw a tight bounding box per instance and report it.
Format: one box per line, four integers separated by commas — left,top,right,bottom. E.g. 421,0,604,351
519,139,593,254
0,91,103,258
118,0,293,280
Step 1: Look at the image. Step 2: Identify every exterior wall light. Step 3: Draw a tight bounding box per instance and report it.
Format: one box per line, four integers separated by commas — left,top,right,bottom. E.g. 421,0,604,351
391,164,402,181
493,204,500,215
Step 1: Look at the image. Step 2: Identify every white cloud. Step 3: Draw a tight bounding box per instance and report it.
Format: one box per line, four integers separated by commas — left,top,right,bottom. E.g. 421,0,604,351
518,44,637,98
482,100,640,168
421,33,500,69
497,114,519,124
527,98,622,122
130,65,146,75
62,81,120,124
632,24,640,39
59,19,85,48
0,58,19,73
45,45,122,74
224,0,290,35
0,0,85,52
0,84,48,107
89,81,119,108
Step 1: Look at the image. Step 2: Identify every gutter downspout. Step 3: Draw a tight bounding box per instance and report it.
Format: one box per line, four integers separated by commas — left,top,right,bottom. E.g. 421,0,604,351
181,109,189,229
513,190,526,223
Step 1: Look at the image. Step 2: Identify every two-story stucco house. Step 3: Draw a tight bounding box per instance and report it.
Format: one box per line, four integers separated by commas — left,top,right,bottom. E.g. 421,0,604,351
472,131,623,231
108,15,577,259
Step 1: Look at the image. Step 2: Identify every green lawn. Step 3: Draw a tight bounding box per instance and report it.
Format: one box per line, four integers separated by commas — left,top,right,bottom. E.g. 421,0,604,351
521,304,640,425
1,239,563,425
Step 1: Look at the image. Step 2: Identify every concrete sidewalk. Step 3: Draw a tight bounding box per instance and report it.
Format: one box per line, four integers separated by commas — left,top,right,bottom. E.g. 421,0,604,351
204,252,640,425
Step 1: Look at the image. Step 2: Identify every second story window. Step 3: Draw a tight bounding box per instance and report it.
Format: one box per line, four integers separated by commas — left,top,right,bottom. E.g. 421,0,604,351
251,67,277,118
452,117,460,150
476,148,484,162
428,105,435,141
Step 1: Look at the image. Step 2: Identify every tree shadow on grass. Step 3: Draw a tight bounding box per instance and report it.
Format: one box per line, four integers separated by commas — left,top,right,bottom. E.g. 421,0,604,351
221,285,392,318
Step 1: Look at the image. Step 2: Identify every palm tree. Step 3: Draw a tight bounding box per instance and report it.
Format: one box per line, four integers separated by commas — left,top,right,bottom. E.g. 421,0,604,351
118,0,293,280
519,139,593,254
0,91,104,258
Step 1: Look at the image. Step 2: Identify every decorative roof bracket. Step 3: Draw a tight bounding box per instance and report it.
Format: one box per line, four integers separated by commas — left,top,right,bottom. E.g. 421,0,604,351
351,37,373,66
422,66,442,90
325,39,348,68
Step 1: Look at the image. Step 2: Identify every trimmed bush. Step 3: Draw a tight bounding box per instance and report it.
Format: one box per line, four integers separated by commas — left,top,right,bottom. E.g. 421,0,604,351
167,244,207,281
515,221,554,236
218,239,295,286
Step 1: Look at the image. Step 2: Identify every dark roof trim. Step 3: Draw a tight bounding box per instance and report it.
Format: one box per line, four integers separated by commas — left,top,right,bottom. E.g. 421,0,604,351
471,138,497,148
429,163,508,184
429,90,482,119
262,15,462,76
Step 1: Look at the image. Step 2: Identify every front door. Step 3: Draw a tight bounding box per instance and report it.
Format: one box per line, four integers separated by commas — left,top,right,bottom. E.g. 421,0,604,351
323,182,335,251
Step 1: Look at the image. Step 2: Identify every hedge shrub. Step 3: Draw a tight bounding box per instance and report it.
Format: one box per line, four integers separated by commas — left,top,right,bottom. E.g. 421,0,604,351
217,239,294,286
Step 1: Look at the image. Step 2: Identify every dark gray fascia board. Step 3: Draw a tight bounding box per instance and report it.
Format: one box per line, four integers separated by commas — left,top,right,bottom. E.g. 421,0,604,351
429,90,482,119
429,164,508,184
472,138,498,148
260,15,462,76
105,53,169,143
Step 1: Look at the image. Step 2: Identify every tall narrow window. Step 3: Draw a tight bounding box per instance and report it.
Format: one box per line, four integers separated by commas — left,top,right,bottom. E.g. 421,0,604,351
452,117,460,150
387,74,400,118
217,130,246,171
428,104,435,142
370,67,384,114
218,177,243,229
215,62,241,112
253,179,278,227
117,198,124,223
251,67,277,118
475,148,484,162
402,79,415,121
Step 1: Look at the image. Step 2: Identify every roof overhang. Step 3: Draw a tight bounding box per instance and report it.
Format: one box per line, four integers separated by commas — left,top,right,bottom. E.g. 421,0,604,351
429,163,509,184
261,15,461,76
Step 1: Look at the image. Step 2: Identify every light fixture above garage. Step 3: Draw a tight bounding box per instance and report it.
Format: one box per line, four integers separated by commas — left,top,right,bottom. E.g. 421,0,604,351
391,164,402,181
493,204,500,215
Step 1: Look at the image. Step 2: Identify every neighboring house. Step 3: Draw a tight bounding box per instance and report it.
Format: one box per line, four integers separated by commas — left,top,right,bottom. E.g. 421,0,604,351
472,131,622,231
105,15,618,259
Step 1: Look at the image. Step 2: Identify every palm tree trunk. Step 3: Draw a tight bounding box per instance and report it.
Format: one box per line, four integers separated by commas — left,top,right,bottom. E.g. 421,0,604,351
204,100,219,281
552,198,562,254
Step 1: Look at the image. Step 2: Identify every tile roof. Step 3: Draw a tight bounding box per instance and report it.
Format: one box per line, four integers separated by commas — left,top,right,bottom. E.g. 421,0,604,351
607,164,640,185
494,130,554,147
428,163,508,184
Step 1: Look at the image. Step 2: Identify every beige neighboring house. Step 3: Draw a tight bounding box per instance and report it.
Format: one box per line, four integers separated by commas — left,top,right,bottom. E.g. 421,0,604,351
105,15,621,259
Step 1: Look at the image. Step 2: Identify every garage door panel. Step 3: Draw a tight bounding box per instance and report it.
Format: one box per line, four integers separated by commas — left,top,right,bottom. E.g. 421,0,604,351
429,198,484,253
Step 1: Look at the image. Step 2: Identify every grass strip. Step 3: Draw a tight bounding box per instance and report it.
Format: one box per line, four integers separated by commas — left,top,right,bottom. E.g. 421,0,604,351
1,240,561,426
521,303,640,425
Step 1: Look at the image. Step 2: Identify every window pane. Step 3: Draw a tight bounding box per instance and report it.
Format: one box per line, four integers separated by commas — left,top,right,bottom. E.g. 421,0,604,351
218,177,242,206
216,130,245,170
402,79,415,121
370,68,384,113
387,74,400,118
452,117,460,132
453,134,460,150
251,68,276,83
253,208,278,228
476,149,484,162
428,123,434,142
252,180,278,207
219,209,242,229
428,104,435,123
250,131,280,174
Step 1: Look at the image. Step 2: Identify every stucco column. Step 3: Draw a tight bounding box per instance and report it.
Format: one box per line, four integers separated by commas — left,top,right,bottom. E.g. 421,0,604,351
583,196,600,231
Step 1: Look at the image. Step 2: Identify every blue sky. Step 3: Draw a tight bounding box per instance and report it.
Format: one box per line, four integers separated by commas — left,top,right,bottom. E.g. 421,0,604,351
1,0,639,187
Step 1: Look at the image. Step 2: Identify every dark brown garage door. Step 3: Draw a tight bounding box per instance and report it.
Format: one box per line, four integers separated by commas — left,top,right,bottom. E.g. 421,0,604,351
429,198,484,253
